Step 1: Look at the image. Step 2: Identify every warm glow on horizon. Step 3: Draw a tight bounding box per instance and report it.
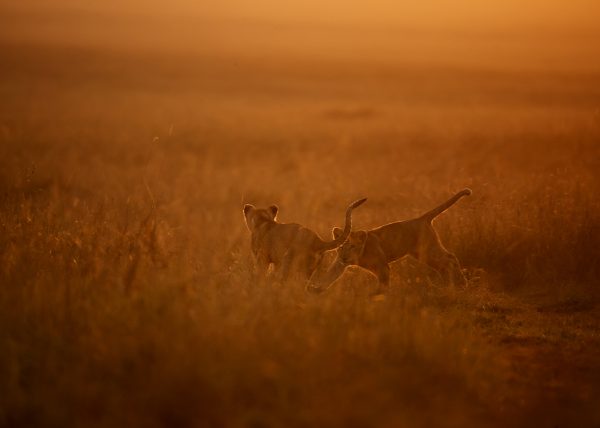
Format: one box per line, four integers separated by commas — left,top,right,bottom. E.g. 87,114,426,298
3,0,600,72
5,0,600,30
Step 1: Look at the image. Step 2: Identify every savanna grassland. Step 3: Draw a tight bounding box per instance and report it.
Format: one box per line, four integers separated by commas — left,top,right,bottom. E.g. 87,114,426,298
1,37,600,428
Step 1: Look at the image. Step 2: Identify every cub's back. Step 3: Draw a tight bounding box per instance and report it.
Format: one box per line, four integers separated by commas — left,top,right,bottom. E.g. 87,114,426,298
265,223,317,260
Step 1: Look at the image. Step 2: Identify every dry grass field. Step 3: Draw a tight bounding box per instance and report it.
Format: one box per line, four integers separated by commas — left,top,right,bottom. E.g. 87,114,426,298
1,23,600,427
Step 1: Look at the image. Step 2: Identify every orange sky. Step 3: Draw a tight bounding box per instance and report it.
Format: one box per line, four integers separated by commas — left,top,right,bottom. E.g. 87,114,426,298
2,1,599,70
5,0,600,31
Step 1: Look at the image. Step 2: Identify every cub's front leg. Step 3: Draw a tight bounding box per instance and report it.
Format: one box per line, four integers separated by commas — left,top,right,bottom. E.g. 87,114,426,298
364,262,390,295
252,250,271,282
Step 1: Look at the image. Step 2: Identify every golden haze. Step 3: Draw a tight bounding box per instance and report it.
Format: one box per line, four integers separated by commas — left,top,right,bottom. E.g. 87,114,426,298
0,1,599,427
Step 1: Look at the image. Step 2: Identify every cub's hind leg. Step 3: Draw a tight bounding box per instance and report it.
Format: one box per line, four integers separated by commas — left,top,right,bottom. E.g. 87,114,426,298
443,252,467,287
274,249,318,283
426,248,466,287
272,249,295,283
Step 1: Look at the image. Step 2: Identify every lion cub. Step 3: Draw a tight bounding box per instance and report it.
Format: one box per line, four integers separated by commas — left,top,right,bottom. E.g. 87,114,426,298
310,189,472,293
243,198,367,282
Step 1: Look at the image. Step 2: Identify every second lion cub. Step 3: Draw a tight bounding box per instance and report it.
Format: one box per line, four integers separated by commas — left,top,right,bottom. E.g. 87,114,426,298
310,189,472,294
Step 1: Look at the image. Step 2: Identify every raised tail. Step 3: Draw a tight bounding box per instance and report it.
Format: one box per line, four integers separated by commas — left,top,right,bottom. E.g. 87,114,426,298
419,188,471,222
317,197,367,251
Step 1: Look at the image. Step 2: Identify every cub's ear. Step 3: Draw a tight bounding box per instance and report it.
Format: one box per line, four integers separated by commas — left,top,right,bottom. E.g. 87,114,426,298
268,205,279,219
332,227,343,239
243,204,254,217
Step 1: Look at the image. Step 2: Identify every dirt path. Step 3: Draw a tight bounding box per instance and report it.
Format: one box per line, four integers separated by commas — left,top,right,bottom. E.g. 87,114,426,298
468,286,600,426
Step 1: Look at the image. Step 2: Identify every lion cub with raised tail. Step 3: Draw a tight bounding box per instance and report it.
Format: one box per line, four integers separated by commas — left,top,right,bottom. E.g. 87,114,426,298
243,198,367,283
311,189,471,293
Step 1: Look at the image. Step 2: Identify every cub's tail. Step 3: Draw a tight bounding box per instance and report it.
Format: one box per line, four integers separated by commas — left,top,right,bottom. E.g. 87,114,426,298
317,198,367,251
419,188,471,222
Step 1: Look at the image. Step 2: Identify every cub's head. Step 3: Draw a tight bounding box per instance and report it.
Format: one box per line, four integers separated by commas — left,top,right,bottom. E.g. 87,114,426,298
332,227,367,265
243,204,278,231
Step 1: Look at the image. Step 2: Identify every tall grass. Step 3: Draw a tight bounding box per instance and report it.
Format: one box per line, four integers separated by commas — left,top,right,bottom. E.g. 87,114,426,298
0,43,599,426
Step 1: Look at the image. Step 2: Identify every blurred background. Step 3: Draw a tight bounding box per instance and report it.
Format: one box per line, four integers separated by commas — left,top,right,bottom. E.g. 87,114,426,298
1,1,600,427
2,0,600,69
